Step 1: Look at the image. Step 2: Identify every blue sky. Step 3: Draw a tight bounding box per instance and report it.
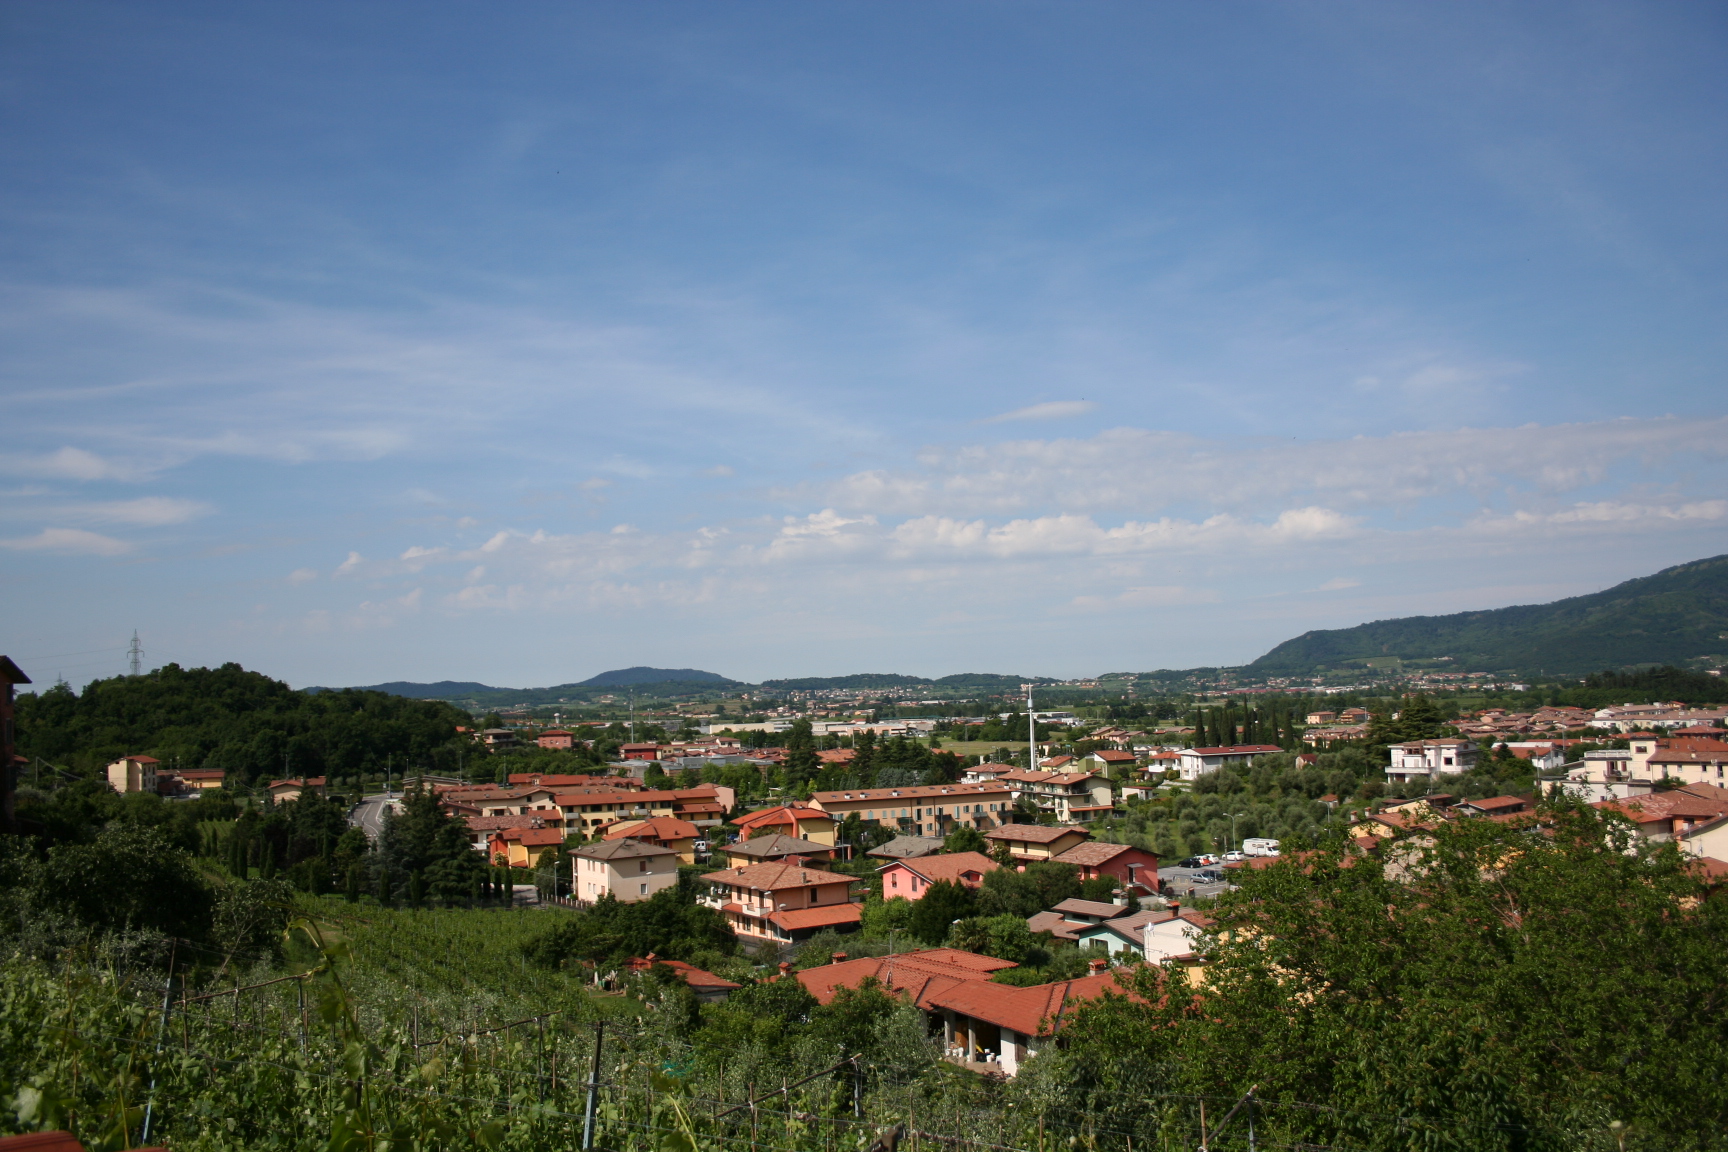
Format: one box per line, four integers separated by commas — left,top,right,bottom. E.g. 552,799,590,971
3,1,1726,688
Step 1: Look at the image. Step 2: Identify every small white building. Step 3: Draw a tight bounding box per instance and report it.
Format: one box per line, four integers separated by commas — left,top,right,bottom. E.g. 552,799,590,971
1175,745,1282,781
1385,739,1477,783
571,838,680,903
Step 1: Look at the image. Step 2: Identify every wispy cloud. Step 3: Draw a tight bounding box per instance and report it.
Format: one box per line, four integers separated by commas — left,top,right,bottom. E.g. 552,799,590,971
817,416,1728,518
981,400,1097,424
0,527,132,556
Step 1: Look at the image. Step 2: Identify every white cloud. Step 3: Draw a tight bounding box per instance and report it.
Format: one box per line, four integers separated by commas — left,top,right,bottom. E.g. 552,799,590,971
1469,499,1728,534
704,465,736,477
1317,576,1362,591
287,568,319,584
817,415,1728,518
0,527,131,556
52,497,213,526
981,400,1097,424
0,447,156,482
334,551,364,576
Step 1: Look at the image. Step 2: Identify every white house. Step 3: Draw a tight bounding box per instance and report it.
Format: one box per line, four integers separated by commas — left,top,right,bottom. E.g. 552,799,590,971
1175,745,1282,781
1385,739,1477,784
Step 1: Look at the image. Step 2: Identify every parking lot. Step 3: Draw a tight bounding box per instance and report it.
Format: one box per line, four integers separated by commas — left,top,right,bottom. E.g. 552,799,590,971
1156,863,1235,899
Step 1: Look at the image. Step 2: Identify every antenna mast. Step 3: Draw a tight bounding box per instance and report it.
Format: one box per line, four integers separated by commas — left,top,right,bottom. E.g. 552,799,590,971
128,631,143,677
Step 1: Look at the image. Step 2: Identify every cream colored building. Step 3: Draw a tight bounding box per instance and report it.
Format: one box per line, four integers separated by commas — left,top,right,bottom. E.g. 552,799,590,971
572,838,680,903
106,755,159,794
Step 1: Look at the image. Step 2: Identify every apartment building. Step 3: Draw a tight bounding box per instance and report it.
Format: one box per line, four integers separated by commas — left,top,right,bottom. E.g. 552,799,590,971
806,783,1014,839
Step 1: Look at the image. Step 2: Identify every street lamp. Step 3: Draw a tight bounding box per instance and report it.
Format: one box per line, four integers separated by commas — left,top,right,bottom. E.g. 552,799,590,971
1229,812,1246,853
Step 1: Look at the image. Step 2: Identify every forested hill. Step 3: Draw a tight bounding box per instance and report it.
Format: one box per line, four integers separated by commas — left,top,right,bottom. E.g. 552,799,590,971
16,663,471,784
1249,553,1728,676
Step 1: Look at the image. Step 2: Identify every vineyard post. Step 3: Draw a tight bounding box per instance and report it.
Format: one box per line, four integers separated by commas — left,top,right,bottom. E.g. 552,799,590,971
297,975,309,1054
581,1020,605,1151
139,941,177,1145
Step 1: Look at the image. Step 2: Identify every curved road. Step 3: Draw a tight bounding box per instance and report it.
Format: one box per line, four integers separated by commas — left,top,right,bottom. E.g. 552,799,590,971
350,792,400,841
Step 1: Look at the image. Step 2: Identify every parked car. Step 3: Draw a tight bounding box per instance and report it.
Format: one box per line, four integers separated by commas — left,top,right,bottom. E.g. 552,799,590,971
1176,856,1208,869
1193,870,1224,884
1222,850,1245,863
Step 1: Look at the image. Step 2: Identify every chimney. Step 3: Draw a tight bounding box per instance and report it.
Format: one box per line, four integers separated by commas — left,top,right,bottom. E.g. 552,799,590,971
1088,957,1108,975
778,961,791,976
1168,900,1180,917
832,952,847,965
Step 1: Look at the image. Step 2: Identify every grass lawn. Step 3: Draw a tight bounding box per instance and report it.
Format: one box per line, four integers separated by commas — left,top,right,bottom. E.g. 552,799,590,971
934,739,1029,758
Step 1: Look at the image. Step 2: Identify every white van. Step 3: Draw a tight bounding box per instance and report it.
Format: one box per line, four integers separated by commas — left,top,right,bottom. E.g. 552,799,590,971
1242,838,1280,857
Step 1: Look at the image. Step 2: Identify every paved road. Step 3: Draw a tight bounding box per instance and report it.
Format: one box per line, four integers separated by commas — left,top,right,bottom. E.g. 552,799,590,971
350,792,401,841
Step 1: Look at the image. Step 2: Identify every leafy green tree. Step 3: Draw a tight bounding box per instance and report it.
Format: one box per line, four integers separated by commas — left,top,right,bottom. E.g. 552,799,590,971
41,823,214,939
1038,800,1728,1149
948,914,1047,964
977,861,1080,918
942,825,988,853
906,880,979,945
859,895,915,939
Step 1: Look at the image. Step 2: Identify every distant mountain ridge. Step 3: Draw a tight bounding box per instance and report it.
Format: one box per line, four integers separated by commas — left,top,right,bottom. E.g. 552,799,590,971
1249,553,1728,676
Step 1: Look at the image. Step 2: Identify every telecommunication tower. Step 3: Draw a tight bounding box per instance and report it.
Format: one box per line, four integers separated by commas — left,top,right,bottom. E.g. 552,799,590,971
127,631,143,677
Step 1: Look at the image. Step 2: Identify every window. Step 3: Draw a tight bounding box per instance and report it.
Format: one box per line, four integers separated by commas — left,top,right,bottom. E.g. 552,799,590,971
640,883,648,895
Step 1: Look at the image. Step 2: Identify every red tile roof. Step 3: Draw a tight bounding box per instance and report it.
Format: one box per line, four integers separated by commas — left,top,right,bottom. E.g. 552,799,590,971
923,969,1134,1037
984,824,1090,844
811,783,1013,803
888,852,999,887
769,904,865,931
1187,745,1282,755
624,957,741,992
794,949,1016,1005
705,860,855,890
603,817,700,842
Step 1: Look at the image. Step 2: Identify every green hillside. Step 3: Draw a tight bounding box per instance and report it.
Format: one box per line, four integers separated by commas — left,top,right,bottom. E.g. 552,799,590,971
1249,553,1728,676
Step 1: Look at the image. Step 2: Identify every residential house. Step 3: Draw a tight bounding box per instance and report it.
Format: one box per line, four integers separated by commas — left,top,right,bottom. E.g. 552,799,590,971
1385,739,1478,784
998,770,1115,824
1454,795,1532,818
863,835,945,861
982,823,1091,864
603,816,702,864
173,768,226,793
1053,841,1159,893
732,804,839,845
1594,786,1728,847
1080,750,1137,776
961,763,1015,785
266,776,325,803
619,743,663,761
1175,745,1283,781
462,813,548,852
479,728,516,748
488,826,565,869
536,729,577,750
723,833,836,868
1641,739,1728,787
1038,755,1076,771
106,755,160,795
1141,904,1216,968
700,859,862,943
807,783,1015,839
794,948,1125,1077
1073,907,1172,958
1028,897,1133,942
880,851,998,899
1305,711,1338,725
621,956,741,1003
572,838,680,903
